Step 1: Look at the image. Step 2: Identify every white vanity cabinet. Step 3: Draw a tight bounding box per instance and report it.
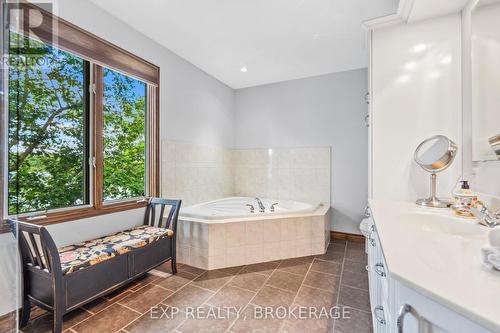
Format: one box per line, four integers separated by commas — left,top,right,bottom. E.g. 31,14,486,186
366,217,391,332
366,217,493,333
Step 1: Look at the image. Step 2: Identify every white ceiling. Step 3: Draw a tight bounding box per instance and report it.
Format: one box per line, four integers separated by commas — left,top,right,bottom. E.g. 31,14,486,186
90,0,399,89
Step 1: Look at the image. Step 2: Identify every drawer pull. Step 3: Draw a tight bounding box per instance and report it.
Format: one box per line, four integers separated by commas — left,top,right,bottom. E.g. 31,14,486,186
374,305,386,325
368,225,376,247
375,263,386,277
397,304,420,333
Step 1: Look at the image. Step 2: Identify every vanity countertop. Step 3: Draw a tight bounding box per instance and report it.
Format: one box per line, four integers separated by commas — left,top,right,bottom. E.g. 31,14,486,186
369,199,500,332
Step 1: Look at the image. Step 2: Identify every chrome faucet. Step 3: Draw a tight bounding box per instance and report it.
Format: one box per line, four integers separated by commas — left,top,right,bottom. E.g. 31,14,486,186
246,204,255,213
270,203,278,212
470,203,500,228
255,197,266,212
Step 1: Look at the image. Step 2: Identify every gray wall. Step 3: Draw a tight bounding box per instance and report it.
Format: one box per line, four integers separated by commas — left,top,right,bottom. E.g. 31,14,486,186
234,69,368,234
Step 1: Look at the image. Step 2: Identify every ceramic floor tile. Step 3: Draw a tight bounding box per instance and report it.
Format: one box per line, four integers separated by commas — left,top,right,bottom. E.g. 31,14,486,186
178,265,206,277
343,260,367,275
294,286,336,309
241,261,281,276
229,270,268,292
21,308,92,333
119,284,173,313
130,273,162,291
162,284,215,310
155,271,197,292
344,242,367,264
266,270,304,293
191,270,235,292
206,285,256,310
334,306,373,333
83,289,134,314
229,304,283,333
314,247,345,262
177,317,234,333
277,259,311,276
123,304,186,333
303,270,340,292
281,317,334,333
310,259,342,275
338,285,370,313
252,286,296,308
72,303,140,333
341,270,369,290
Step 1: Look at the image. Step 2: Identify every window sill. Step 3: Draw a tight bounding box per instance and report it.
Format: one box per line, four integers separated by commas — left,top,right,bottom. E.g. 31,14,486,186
8,199,148,226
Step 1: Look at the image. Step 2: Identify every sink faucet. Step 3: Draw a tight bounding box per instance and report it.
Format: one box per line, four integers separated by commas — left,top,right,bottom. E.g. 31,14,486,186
470,203,500,228
255,197,266,212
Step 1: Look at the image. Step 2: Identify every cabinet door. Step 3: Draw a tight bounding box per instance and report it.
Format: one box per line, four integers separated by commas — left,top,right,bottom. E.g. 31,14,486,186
394,282,493,333
367,219,390,332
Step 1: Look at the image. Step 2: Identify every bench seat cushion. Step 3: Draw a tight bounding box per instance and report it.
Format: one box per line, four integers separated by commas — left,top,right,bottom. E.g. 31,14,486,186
58,225,173,275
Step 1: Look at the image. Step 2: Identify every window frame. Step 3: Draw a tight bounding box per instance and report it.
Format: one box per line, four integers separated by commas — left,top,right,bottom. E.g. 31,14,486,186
2,2,160,225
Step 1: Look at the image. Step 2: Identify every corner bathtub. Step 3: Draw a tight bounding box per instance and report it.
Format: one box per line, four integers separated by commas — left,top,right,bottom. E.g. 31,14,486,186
177,197,331,270
180,196,319,220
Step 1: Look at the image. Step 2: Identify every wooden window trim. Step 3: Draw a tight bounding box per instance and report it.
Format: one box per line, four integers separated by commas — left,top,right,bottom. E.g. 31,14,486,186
3,2,160,226
9,1,159,85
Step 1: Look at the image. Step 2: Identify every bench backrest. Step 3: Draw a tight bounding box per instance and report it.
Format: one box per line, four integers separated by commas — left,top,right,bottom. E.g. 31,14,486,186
143,198,182,234
8,219,62,276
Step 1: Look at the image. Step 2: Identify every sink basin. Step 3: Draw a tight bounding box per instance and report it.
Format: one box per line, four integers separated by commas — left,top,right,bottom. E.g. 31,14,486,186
397,212,487,239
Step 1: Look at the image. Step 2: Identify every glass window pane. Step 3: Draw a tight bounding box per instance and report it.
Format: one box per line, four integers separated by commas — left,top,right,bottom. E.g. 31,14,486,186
8,32,88,214
103,68,146,201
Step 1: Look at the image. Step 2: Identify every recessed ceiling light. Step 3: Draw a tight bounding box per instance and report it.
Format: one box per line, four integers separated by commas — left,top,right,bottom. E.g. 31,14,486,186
411,43,428,53
240,67,248,72
404,61,417,70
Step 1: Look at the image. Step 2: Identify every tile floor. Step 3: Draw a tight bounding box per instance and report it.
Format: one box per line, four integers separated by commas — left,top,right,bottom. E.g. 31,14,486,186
21,239,372,333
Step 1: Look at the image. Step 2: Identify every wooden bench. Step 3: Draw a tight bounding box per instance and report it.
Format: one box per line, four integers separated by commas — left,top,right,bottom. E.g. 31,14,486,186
9,198,181,333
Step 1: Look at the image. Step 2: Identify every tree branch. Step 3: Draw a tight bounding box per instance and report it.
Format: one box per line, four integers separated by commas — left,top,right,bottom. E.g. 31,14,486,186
9,103,82,172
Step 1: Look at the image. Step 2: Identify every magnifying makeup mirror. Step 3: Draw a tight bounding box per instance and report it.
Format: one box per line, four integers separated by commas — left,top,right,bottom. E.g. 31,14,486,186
414,135,458,208
489,134,500,159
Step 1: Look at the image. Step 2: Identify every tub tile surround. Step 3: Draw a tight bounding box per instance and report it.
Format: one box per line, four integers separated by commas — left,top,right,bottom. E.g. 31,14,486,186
161,141,233,207
233,147,331,204
162,140,332,269
161,140,331,207
178,206,331,270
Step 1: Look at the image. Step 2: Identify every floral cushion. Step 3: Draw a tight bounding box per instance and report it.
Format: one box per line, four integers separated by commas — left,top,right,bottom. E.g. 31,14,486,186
58,225,173,275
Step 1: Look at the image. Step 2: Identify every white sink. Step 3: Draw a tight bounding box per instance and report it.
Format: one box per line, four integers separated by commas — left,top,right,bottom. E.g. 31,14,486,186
397,211,487,239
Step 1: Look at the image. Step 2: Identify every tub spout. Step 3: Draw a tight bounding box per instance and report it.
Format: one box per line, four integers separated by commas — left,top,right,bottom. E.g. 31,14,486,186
255,197,266,212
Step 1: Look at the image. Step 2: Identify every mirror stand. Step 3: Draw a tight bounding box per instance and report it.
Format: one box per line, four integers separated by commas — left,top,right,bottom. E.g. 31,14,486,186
416,173,452,208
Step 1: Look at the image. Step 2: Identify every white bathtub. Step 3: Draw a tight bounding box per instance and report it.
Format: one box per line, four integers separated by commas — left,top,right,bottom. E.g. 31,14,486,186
180,196,319,220
177,197,331,270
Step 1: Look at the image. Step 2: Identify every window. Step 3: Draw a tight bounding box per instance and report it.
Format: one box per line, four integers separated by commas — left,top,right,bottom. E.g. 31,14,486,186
3,2,160,223
8,32,90,215
103,68,146,201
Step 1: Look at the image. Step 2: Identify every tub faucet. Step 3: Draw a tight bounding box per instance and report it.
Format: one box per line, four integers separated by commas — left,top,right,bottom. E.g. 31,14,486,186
246,204,255,213
255,197,266,212
470,203,500,228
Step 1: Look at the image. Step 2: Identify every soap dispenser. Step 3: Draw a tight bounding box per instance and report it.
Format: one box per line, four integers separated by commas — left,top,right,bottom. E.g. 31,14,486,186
451,180,478,218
